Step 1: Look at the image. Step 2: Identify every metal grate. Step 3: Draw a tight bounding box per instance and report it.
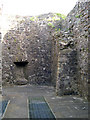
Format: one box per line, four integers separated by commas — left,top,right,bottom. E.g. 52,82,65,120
28,96,56,119
0,100,9,119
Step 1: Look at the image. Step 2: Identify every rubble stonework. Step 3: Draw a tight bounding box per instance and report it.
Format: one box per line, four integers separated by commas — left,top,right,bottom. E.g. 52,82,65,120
0,4,2,93
54,32,78,96
2,13,63,85
2,0,89,100
55,1,89,100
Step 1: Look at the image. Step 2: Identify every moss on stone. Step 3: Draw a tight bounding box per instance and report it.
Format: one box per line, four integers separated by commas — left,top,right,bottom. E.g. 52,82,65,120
75,14,82,18
56,13,66,20
30,17,35,21
14,38,17,42
48,22,55,28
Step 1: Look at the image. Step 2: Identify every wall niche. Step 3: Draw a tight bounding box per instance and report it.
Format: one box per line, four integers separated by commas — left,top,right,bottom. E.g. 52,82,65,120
14,61,28,85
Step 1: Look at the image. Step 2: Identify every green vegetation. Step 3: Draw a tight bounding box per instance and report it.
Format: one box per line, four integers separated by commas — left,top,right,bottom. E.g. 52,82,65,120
48,22,55,28
47,16,60,22
18,46,20,50
16,57,18,62
75,15,80,18
52,16,60,21
47,19,51,22
55,28,61,32
47,13,66,22
56,13,66,20
30,17,35,21
86,48,88,51
81,48,85,52
14,38,17,42
30,16,38,21
8,35,11,39
58,28,61,31
75,14,82,18
65,28,69,32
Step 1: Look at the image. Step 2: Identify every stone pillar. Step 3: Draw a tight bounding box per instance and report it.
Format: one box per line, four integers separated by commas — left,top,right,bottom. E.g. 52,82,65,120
56,48,78,96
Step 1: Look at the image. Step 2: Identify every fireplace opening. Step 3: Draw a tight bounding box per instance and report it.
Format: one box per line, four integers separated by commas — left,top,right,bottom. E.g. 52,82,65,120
14,61,28,66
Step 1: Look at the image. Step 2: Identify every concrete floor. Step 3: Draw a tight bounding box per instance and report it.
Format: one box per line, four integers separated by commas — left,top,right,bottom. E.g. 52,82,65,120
2,85,89,119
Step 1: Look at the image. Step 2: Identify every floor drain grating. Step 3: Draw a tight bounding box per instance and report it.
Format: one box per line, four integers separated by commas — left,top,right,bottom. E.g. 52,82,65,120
28,96,56,119
0,100,10,119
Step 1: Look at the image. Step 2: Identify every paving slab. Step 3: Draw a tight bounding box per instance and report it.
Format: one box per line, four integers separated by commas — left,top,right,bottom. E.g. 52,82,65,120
2,85,89,118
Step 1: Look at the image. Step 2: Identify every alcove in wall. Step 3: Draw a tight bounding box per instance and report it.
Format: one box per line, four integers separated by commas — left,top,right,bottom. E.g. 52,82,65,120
14,61,28,85
14,61,28,66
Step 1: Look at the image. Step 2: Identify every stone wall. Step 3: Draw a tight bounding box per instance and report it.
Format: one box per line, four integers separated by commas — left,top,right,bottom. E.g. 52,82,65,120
55,0,89,100
0,42,2,93
54,31,78,95
0,4,2,93
2,13,64,85
2,0,89,100
51,34,59,86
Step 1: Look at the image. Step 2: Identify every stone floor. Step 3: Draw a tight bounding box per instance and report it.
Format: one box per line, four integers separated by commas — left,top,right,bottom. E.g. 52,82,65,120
1,85,89,119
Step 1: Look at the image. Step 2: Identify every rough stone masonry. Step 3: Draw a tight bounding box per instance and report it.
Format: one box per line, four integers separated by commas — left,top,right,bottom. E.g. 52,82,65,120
2,13,62,85
55,0,89,100
2,0,89,100
0,5,2,94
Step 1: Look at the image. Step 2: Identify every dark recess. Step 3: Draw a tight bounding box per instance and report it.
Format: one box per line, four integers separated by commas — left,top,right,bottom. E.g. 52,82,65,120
14,61,28,66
